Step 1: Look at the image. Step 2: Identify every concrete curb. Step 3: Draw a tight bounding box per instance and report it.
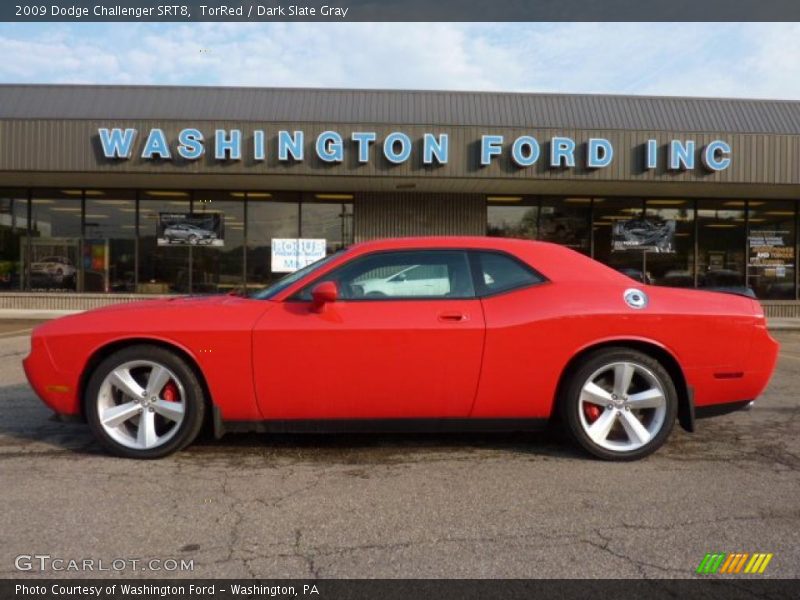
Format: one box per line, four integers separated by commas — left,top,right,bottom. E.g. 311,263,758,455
0,309,82,320
767,320,800,331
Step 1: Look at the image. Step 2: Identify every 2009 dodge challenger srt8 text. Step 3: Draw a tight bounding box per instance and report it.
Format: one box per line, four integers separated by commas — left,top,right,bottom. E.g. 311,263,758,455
23,237,779,460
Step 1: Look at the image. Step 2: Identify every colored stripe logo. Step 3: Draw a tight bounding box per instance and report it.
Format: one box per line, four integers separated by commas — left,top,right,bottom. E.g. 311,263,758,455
696,552,773,574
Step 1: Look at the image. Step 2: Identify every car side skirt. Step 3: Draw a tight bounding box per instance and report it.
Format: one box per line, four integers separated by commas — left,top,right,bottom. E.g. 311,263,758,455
216,417,550,436
694,400,753,420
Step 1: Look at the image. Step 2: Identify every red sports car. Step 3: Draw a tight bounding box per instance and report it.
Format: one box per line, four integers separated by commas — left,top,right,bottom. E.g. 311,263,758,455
23,237,779,460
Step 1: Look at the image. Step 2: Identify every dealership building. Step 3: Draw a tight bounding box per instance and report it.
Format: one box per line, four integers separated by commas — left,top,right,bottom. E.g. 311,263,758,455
1,84,799,316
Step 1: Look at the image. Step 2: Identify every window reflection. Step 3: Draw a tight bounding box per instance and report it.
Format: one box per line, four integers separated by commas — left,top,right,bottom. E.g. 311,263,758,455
138,191,190,294
747,201,796,299
539,197,591,254
0,191,27,290
84,191,136,293
246,193,300,287
645,199,695,288
192,191,245,294
697,200,747,289
486,197,538,239
593,198,647,282
27,190,82,292
300,196,354,255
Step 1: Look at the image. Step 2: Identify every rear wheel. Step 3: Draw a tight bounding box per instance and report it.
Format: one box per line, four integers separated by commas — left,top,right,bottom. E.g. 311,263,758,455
560,348,677,460
85,345,205,459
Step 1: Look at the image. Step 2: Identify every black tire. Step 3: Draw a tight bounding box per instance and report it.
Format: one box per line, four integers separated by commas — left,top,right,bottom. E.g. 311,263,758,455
85,344,206,459
559,347,678,461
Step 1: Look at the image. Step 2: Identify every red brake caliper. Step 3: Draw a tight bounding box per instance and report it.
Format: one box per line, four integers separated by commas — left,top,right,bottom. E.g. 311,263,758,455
162,381,179,402
584,403,601,423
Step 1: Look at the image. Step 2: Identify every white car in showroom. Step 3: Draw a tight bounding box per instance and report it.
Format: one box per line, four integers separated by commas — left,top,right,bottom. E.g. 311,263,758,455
30,256,77,283
355,264,452,297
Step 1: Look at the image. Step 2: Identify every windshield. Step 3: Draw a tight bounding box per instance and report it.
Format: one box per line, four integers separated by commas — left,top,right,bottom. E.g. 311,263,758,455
250,251,343,300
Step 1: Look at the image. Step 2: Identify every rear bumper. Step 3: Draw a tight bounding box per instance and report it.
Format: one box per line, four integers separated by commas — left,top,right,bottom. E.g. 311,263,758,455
688,324,779,410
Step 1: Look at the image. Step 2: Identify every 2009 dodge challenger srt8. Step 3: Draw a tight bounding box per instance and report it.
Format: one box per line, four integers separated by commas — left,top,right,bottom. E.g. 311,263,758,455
24,237,779,460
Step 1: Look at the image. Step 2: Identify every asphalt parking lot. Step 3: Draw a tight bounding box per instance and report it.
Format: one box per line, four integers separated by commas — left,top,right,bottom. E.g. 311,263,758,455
0,323,798,579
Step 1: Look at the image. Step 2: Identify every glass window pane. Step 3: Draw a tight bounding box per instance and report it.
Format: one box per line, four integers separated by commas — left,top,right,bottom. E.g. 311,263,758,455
27,190,82,292
306,250,474,300
300,198,354,255
487,198,538,239
139,191,191,294
475,251,542,294
246,193,300,287
747,201,796,299
697,200,747,289
0,190,27,290
539,198,591,254
192,191,244,294
592,198,647,282
84,191,136,293
645,199,695,288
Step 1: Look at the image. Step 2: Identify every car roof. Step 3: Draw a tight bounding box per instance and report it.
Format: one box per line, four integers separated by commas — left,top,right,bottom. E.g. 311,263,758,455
349,236,548,252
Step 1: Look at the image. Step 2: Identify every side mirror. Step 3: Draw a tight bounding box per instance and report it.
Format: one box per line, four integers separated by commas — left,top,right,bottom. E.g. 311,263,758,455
311,281,338,310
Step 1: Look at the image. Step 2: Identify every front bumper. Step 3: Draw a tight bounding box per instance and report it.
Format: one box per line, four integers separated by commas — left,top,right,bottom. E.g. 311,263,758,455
23,335,81,416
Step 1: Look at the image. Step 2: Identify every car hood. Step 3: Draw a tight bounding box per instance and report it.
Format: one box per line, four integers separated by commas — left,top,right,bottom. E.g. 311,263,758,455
86,295,237,314
32,294,273,339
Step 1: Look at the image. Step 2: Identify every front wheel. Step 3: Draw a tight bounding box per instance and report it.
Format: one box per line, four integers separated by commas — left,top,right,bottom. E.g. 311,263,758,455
85,345,206,459
560,348,677,461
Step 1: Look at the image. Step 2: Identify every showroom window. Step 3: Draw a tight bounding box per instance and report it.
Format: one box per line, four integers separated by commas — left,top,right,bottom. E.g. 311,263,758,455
592,198,649,283
486,196,538,239
138,190,191,294
539,197,591,254
27,190,83,292
192,191,245,294
644,199,696,288
246,192,301,287
84,190,136,293
300,194,354,256
747,201,796,299
0,190,27,291
697,200,747,289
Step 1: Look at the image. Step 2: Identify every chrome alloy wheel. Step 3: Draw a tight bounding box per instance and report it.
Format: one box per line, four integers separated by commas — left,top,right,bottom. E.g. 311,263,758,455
577,361,667,453
96,360,186,450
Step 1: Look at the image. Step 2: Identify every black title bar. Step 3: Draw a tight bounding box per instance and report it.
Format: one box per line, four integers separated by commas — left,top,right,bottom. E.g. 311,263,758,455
5,0,800,22
3,579,799,600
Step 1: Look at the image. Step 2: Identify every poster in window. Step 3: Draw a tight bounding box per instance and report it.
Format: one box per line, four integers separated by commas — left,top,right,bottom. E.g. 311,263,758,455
271,239,327,272
157,213,224,247
748,230,793,277
612,219,675,253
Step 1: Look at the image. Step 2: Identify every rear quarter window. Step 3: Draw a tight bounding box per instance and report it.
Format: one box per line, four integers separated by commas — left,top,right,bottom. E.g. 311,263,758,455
473,251,544,296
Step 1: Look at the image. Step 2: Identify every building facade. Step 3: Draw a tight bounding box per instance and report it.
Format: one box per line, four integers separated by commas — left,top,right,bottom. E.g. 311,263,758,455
1,84,799,315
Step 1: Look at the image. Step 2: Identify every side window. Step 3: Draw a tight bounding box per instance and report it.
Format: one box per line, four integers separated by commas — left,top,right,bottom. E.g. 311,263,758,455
295,250,475,300
474,251,543,296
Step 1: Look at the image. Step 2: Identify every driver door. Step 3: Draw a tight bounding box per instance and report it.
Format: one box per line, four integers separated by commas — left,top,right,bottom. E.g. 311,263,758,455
252,249,485,420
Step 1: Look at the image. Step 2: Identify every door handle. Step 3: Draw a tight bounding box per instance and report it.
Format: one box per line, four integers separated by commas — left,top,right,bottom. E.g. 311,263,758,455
438,311,468,322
